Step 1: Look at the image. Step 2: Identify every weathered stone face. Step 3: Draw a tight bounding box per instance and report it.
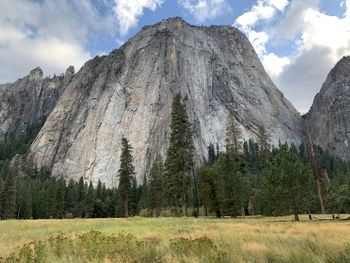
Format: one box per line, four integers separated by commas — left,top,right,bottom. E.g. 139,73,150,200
22,17,303,187
306,56,350,160
0,66,74,140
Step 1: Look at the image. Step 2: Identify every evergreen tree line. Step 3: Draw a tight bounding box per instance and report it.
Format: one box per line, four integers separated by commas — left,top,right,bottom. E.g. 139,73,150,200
117,97,350,220
0,161,147,219
0,123,42,160
1,95,350,220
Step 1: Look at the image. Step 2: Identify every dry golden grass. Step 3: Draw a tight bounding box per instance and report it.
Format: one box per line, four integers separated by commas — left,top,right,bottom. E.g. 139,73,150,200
0,215,350,262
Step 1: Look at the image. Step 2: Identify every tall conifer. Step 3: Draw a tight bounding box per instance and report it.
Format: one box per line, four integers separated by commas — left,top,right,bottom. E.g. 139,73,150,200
164,94,194,216
148,154,164,217
0,169,16,219
225,112,242,155
262,144,312,221
118,137,135,218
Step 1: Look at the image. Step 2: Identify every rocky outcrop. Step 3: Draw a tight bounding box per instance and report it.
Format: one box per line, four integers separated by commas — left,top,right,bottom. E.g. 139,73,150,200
306,56,350,159
25,17,303,186
0,66,75,140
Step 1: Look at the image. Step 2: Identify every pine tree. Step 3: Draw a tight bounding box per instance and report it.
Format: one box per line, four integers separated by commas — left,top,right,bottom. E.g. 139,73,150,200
0,169,17,219
76,177,86,217
257,126,270,161
17,178,33,219
148,154,164,217
198,166,222,217
56,178,65,219
225,111,242,155
85,181,94,218
47,180,57,218
215,154,250,217
207,143,216,165
129,177,138,216
262,144,312,221
65,179,76,217
164,94,194,216
118,137,135,218
137,175,148,213
96,179,103,200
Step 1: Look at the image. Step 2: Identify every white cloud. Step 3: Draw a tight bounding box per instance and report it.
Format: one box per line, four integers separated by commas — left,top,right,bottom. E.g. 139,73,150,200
234,0,290,84
178,0,232,22
272,0,350,112
268,0,289,11
114,0,164,36
302,9,350,57
0,0,117,83
234,0,289,58
235,0,289,32
0,0,166,82
275,46,334,114
235,1,275,32
234,0,350,113
0,22,89,81
262,53,290,78
248,31,269,56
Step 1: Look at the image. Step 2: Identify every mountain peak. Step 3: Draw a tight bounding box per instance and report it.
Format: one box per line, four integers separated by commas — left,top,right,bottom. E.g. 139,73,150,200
65,65,75,76
26,18,302,186
29,67,43,80
140,16,188,32
334,55,350,72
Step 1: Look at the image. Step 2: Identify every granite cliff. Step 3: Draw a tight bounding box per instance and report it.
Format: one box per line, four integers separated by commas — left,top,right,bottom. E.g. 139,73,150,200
0,66,74,140
1,18,304,186
306,56,350,160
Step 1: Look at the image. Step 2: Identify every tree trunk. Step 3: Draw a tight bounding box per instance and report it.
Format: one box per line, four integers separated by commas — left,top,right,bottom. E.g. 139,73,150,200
181,169,187,217
293,211,299,221
124,193,129,218
155,207,160,217
191,168,199,217
306,123,326,213
182,201,187,217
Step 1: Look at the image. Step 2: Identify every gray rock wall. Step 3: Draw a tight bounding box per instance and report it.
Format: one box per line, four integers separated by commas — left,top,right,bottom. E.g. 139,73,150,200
26,18,303,187
0,66,74,140
307,56,350,159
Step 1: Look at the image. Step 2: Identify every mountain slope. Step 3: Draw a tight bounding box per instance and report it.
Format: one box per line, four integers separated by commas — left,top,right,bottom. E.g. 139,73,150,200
307,56,350,159
26,17,303,186
0,66,74,140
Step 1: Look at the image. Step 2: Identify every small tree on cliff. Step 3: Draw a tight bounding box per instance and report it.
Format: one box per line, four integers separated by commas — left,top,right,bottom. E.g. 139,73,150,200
118,137,135,218
164,94,194,216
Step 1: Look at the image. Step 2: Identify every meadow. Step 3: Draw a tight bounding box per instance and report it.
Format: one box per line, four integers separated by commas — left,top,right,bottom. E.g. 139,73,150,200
1,215,350,263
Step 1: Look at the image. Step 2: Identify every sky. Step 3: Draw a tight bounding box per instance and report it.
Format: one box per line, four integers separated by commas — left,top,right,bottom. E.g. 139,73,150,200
0,0,349,113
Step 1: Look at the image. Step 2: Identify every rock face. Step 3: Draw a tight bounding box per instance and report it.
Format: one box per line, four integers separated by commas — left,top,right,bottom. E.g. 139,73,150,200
26,17,303,186
307,56,350,159
0,66,75,140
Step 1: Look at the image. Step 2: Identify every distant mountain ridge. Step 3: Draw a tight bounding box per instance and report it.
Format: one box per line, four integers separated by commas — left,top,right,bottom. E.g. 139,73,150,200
0,66,75,140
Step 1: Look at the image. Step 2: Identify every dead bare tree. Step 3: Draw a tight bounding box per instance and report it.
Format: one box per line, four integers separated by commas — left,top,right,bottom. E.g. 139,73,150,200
305,121,327,213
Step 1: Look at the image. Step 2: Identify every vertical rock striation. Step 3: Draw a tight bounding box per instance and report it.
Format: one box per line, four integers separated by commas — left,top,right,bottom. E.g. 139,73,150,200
0,66,75,140
23,17,303,186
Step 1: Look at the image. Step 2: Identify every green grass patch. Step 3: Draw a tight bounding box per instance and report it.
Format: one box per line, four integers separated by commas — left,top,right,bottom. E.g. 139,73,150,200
1,216,350,262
